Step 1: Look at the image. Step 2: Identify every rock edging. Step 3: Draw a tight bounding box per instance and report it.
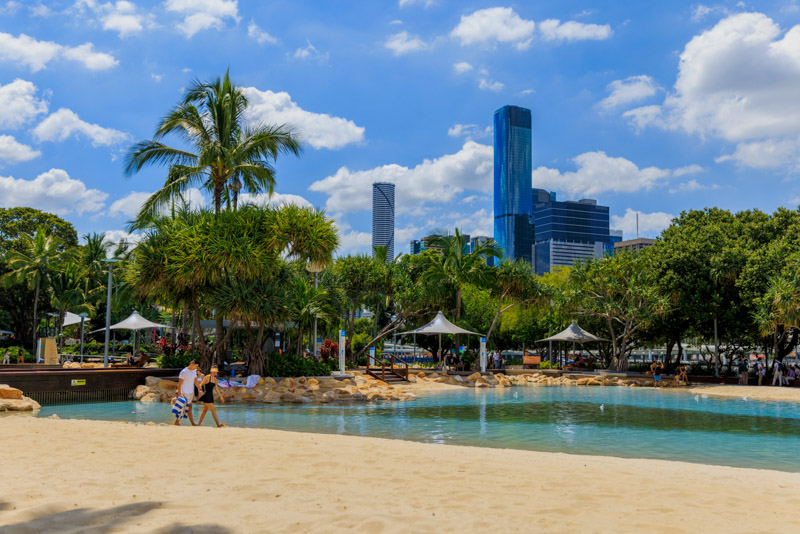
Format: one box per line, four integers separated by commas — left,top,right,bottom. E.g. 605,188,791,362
0,384,42,412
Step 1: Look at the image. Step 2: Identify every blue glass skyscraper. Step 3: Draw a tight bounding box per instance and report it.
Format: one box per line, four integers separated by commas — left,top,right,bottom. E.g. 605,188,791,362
493,105,533,263
372,182,395,261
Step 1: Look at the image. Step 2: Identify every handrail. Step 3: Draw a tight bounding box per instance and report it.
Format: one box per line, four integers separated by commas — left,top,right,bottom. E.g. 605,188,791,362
366,353,409,380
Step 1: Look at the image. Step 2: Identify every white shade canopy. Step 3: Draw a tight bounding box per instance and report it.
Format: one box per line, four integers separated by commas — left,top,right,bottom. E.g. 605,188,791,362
89,310,171,333
401,311,483,336
62,311,90,328
537,322,607,343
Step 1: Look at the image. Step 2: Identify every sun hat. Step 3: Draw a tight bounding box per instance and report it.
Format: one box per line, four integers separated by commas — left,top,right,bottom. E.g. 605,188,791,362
210,367,219,373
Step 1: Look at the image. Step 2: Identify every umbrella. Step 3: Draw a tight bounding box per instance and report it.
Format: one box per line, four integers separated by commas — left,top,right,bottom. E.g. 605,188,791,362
89,310,172,334
62,311,90,328
536,321,607,368
401,311,483,369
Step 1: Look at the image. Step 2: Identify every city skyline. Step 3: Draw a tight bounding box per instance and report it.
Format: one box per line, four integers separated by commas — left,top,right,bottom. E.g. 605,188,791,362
0,2,799,254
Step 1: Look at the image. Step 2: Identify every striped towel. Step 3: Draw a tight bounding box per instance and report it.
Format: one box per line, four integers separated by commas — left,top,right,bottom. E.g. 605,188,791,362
171,396,188,419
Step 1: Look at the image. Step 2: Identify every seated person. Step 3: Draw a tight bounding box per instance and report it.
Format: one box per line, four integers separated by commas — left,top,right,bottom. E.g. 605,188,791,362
128,351,150,367
675,365,689,384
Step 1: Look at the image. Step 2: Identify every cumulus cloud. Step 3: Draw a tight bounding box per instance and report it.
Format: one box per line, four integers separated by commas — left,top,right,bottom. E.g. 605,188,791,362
107,188,205,218
292,41,328,61
453,61,473,74
0,79,49,129
385,31,427,55
0,168,107,215
668,179,717,193
165,0,239,38
624,13,800,170
532,151,672,198
74,0,156,38
242,87,364,150
0,32,117,71
309,141,493,214
447,123,491,139
479,78,504,91
0,135,41,165
398,0,435,7
0,1,21,15
672,163,705,176
451,7,536,50
611,209,674,238
33,108,129,146
248,21,277,45
239,192,313,209
598,75,658,110
103,229,142,246
538,19,612,41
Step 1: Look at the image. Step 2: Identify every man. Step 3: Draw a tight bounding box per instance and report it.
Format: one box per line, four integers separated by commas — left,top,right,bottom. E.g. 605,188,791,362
651,360,663,388
772,359,783,387
2,349,9,364
738,359,748,386
174,359,200,426
756,358,765,386
493,351,501,370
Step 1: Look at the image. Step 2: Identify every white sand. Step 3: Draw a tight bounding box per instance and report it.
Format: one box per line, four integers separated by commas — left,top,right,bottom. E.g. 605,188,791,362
1,417,799,533
688,384,800,403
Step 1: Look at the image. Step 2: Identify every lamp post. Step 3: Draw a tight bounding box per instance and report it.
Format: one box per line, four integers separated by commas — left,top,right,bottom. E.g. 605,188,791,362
79,312,89,363
101,258,122,368
306,261,326,358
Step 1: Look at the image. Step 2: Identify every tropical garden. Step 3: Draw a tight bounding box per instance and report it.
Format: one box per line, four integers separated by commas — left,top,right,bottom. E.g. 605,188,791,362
1,72,799,376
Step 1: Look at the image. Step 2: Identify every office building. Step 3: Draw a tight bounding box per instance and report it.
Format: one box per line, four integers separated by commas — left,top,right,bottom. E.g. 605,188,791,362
409,239,422,255
494,105,534,263
607,229,623,256
532,189,611,275
615,238,656,253
372,182,395,261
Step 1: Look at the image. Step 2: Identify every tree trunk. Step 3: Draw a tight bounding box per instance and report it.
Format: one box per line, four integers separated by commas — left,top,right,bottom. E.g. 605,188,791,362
454,287,461,357
32,278,40,350
215,315,225,362
348,301,357,364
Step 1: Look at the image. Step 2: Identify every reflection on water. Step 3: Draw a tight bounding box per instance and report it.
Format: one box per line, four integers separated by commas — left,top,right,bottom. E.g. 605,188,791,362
39,386,800,472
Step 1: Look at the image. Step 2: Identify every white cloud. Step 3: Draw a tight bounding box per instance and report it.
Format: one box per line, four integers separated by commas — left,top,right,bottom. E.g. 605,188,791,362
672,163,705,176
165,0,239,38
74,0,156,38
385,31,427,55
292,40,328,61
0,1,21,15
103,230,142,246
479,78,504,91
0,32,118,71
0,135,41,165
33,108,129,146
151,73,162,82
242,87,365,150
309,140,493,214
453,61,472,74
0,79,49,129
0,168,107,215
539,19,612,41
248,21,277,45
451,7,535,50
447,123,491,139
399,0,435,7
668,179,717,193
518,88,535,96
107,188,205,218
451,208,493,237
625,13,800,171
598,75,658,110
611,209,674,238
532,151,671,198
239,192,313,209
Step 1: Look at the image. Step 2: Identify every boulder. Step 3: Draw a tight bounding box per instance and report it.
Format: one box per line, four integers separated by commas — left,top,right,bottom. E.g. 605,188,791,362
0,396,41,411
140,392,160,402
416,372,426,378
263,377,277,387
296,376,307,385
586,379,603,386
576,377,592,386
263,391,282,404
159,380,179,390
257,377,265,386
475,381,491,388
132,385,150,400
373,380,389,387
145,376,162,387
278,378,296,389
279,392,299,403
307,378,319,386
466,372,482,382
0,384,23,399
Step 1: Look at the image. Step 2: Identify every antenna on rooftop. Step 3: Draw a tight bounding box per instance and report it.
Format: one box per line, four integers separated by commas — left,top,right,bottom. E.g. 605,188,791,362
636,213,639,240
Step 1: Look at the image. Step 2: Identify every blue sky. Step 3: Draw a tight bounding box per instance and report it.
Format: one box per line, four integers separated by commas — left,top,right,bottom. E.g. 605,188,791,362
1,0,799,253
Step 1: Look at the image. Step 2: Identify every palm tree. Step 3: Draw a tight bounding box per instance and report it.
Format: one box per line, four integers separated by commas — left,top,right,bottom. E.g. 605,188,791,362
288,277,335,356
124,70,301,222
423,229,502,351
80,232,110,299
50,262,93,347
1,228,73,348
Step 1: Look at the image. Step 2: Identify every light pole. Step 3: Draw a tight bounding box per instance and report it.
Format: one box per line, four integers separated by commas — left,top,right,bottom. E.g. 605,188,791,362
79,312,89,363
306,261,326,358
101,258,122,368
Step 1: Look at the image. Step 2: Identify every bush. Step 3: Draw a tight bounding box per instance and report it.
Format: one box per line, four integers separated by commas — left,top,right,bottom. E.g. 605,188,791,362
264,354,334,377
538,360,551,369
2,346,33,363
157,350,196,369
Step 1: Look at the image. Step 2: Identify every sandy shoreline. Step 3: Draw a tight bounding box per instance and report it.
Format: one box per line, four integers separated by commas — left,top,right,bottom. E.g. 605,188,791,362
1,417,799,533
686,384,800,403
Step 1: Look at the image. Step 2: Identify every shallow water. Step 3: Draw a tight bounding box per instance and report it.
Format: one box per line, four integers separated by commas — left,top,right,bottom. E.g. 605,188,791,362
39,386,800,472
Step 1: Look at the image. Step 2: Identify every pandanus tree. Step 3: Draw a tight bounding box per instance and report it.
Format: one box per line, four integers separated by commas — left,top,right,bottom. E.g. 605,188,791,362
131,204,338,373
125,70,302,345
485,260,543,345
1,228,74,348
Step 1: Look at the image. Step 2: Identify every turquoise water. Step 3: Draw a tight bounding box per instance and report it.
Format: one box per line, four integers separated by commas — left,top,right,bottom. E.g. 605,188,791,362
39,387,800,472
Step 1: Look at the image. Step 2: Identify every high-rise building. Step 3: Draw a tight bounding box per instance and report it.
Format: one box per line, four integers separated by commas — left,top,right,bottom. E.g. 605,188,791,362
409,239,422,255
494,105,534,264
532,189,611,275
614,238,656,253
372,182,395,261
607,229,623,256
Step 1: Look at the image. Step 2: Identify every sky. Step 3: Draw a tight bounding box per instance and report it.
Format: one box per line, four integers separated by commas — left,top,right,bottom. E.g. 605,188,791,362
1,0,799,254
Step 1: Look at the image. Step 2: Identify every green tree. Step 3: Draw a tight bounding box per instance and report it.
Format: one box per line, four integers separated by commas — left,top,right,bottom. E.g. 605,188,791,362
333,254,383,359
485,260,542,344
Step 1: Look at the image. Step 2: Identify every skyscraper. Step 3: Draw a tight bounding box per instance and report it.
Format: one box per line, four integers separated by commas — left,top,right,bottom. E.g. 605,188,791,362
494,105,533,263
372,182,395,261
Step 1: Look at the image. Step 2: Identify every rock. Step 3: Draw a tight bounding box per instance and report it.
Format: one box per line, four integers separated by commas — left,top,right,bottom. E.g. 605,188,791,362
307,378,319,386
279,392,299,403
263,377,277,387
586,379,603,386
0,396,41,411
0,384,23,399
416,372,426,378
475,381,490,388
140,392,159,402
296,376,307,385
132,385,150,400
374,380,388,387
467,372,482,382
145,376,162,387
263,391,282,404
257,377,265,386
159,392,174,402
576,377,592,386
159,380,179,390
278,378,296,389
453,375,464,382
322,391,337,403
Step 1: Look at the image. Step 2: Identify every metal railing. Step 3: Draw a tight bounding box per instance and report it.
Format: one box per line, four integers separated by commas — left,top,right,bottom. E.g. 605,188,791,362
366,353,409,380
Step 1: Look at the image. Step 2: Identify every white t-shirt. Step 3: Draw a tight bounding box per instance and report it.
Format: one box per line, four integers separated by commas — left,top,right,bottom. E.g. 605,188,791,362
179,368,197,395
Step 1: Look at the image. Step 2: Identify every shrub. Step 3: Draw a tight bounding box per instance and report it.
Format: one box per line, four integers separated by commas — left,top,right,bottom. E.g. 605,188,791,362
264,354,334,377
538,360,551,369
157,350,196,369
2,346,33,363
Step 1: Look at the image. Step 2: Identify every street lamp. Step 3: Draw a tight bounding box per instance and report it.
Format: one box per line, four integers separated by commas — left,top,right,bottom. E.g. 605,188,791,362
101,258,122,368
306,261,326,358
78,312,89,363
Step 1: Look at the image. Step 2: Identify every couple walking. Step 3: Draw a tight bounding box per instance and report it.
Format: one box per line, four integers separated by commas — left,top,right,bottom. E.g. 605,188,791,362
173,360,226,427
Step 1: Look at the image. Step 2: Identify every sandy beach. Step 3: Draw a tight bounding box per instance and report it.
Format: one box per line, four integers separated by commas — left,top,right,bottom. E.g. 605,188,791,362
1,416,799,533
687,384,800,403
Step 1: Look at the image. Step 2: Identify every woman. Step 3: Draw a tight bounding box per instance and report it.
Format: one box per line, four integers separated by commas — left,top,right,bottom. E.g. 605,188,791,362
17,348,24,364
195,367,226,427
